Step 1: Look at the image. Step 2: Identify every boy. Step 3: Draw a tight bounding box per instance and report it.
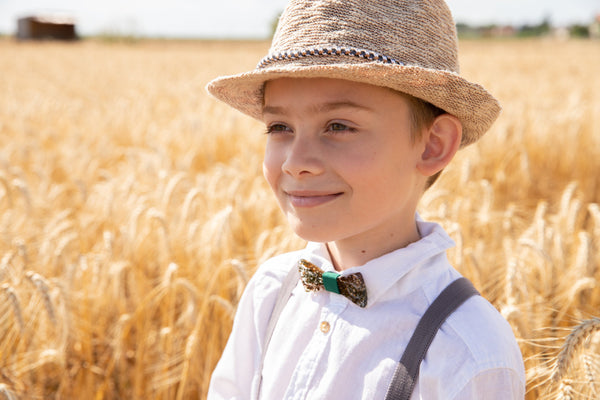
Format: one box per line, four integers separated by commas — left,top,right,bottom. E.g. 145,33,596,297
206,0,525,399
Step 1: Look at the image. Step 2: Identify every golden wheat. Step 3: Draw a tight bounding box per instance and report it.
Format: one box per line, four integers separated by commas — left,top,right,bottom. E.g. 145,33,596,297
552,318,600,382
0,37,598,399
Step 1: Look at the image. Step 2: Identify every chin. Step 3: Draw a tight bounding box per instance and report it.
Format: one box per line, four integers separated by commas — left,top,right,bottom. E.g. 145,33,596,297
290,223,337,244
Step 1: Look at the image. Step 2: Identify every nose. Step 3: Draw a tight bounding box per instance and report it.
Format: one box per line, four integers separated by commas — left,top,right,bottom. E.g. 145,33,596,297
281,134,325,178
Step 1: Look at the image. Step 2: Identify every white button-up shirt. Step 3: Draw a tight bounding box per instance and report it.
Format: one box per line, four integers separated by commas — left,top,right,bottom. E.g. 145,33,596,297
208,219,526,399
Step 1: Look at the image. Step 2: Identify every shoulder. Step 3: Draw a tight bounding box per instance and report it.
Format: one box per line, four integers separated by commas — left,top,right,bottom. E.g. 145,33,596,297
448,296,523,369
253,249,305,283
226,248,305,350
420,294,526,397
245,249,305,302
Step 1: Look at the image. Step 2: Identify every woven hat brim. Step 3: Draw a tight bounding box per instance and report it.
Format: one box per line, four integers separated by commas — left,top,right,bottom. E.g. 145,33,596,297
206,63,501,147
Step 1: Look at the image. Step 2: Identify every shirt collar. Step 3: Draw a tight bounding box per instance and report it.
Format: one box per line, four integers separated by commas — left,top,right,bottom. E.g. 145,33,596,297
300,216,455,307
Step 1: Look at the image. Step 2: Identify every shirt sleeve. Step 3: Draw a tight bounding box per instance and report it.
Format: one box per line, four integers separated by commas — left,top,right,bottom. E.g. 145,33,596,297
206,277,262,400
452,368,525,400
206,257,292,400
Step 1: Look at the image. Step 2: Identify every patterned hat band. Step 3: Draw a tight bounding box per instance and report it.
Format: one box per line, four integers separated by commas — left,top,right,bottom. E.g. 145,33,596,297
257,47,404,69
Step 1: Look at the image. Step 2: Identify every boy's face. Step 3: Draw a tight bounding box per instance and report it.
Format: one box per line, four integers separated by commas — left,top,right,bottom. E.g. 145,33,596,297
262,78,426,247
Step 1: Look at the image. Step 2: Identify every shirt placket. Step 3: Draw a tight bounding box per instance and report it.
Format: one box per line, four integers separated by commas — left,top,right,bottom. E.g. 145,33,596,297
285,294,348,400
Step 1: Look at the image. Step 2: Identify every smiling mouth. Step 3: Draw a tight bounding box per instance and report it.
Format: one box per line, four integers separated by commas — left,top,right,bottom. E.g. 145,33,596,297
285,191,343,208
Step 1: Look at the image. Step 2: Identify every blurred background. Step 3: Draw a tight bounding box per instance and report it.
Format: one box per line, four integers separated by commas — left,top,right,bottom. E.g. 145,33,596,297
0,0,599,40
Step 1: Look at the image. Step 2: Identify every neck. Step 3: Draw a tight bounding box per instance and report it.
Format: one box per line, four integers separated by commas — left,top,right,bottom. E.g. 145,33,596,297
326,220,421,271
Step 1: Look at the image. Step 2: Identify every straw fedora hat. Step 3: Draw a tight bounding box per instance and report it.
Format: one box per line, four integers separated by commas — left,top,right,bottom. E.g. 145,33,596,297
207,0,501,147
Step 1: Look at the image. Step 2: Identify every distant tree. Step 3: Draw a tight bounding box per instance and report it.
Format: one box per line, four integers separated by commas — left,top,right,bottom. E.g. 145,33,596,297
456,22,482,39
518,16,552,37
569,24,590,38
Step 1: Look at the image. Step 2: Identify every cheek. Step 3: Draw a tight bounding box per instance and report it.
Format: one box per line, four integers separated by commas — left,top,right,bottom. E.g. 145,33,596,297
262,147,281,190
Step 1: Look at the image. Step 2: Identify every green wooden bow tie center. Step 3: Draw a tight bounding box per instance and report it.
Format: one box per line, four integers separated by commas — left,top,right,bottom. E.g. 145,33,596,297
322,271,341,294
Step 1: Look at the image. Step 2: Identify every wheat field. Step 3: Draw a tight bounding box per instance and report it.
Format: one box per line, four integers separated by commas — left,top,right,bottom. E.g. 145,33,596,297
0,37,598,399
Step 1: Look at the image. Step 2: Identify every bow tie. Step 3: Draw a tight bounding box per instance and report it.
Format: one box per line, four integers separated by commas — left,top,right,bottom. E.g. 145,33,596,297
298,259,368,308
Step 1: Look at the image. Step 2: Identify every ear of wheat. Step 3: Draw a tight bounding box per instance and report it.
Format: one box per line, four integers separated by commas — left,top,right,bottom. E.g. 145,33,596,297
551,318,600,384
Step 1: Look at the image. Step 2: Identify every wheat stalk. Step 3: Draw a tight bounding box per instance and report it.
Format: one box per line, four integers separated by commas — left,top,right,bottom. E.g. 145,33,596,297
13,348,65,378
519,150,531,185
501,304,528,339
0,384,18,400
163,262,179,285
161,171,187,210
566,199,581,237
103,230,115,257
229,258,249,295
505,256,519,305
556,378,574,400
148,207,171,258
53,232,78,264
588,203,600,239
533,201,548,248
559,183,578,220
25,271,57,325
177,331,199,400
14,240,28,268
573,231,591,277
172,278,200,329
0,251,15,282
551,318,600,383
1,284,24,332
568,278,596,300
11,178,31,212
181,187,202,225
581,353,598,397
0,172,14,207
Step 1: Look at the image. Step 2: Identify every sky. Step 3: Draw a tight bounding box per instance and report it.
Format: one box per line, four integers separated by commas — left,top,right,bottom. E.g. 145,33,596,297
0,0,598,39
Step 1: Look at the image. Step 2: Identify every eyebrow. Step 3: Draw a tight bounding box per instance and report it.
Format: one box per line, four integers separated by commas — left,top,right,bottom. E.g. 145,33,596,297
262,101,374,116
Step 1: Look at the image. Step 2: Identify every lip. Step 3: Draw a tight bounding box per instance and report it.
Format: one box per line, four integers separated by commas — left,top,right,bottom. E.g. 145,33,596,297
285,190,343,208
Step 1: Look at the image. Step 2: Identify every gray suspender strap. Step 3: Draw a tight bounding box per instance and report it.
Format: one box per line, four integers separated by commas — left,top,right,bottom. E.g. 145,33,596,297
384,277,480,400
255,266,299,399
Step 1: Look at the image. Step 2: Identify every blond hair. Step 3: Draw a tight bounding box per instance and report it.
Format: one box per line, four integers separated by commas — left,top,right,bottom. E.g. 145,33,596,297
401,93,446,190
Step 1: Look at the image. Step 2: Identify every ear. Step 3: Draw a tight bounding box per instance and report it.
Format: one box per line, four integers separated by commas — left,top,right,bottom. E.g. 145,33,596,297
416,114,462,177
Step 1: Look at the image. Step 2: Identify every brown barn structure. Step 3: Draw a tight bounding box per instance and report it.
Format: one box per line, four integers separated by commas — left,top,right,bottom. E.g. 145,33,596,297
17,15,77,40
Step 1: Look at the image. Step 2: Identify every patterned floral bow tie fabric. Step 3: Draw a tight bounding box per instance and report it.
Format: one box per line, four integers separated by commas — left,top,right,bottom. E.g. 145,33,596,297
298,259,368,308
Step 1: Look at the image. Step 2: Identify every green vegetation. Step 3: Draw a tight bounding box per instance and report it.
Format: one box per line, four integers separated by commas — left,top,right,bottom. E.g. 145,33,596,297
457,17,594,39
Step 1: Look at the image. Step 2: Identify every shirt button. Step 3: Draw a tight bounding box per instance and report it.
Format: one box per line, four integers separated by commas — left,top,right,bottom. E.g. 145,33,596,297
319,321,330,334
